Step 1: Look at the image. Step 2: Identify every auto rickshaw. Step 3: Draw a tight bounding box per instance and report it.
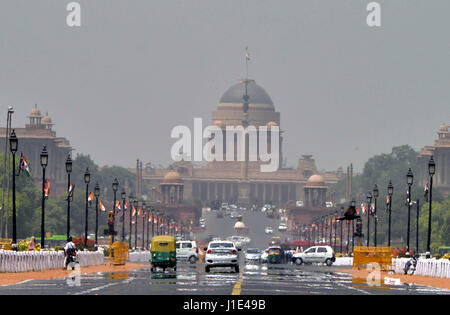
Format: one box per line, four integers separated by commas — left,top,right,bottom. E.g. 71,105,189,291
150,235,177,272
267,246,282,264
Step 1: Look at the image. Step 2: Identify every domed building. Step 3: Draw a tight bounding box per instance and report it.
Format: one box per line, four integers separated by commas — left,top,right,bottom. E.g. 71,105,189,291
137,78,341,217
0,105,72,195
418,123,450,197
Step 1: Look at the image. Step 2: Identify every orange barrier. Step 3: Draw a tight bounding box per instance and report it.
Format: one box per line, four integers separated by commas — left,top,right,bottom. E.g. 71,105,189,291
352,246,392,271
110,242,129,265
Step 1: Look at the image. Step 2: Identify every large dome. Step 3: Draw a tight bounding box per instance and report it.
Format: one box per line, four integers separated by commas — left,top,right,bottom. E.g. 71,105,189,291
219,79,273,106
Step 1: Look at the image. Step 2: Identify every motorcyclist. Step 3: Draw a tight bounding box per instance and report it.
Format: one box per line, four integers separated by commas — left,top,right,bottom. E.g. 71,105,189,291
63,236,77,270
403,253,418,275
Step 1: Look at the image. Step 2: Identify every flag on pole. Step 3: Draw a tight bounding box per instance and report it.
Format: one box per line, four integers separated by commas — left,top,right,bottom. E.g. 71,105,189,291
386,196,390,212
361,203,367,215
68,183,75,199
19,153,31,176
245,47,250,60
149,215,152,223
44,179,50,198
88,192,94,205
154,217,158,224
124,201,128,210
424,184,429,202
115,201,121,210
132,207,136,217
138,207,142,216
99,200,106,211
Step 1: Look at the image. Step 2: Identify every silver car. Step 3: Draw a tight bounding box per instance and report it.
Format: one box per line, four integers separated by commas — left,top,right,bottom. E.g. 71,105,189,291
245,248,262,263
204,241,240,273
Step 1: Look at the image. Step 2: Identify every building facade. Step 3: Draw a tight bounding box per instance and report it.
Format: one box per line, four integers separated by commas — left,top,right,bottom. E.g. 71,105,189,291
417,123,450,197
0,105,72,195
133,79,341,208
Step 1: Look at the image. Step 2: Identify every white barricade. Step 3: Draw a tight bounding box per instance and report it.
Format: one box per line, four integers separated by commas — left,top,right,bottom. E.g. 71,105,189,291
0,249,104,273
128,251,151,263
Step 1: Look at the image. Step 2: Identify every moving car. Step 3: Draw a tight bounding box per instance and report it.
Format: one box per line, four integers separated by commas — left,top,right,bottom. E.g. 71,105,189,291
261,249,269,263
230,211,238,219
245,248,262,263
204,241,240,273
278,223,287,232
216,211,224,218
227,236,243,249
265,226,273,234
176,240,199,264
291,246,335,266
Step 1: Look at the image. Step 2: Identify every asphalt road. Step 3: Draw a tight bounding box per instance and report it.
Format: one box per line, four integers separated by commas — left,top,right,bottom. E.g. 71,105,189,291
1,211,448,296
1,261,448,295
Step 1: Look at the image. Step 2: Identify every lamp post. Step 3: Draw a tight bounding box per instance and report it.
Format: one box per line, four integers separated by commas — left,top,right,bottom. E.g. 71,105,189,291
146,207,151,249
134,199,138,249
40,146,48,249
340,207,344,254
94,182,100,245
333,210,337,252
111,178,119,243
366,192,372,246
84,168,90,248
65,154,72,239
329,216,332,246
387,181,393,247
406,168,414,253
9,130,18,244
416,199,420,255
373,184,379,247
121,190,126,241
128,194,134,248
426,156,435,258
142,202,146,249
351,198,356,252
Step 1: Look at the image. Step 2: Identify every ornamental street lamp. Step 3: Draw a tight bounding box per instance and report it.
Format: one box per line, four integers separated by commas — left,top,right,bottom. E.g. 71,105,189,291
84,168,90,248
134,199,138,249
366,192,372,246
94,183,100,245
112,178,119,243
65,154,72,239
416,199,420,255
142,202,146,249
333,210,338,252
340,207,344,254
40,146,48,249
121,190,126,241
373,184,379,247
387,181,393,247
9,130,18,244
426,156,435,258
128,194,134,248
351,198,356,251
406,168,414,253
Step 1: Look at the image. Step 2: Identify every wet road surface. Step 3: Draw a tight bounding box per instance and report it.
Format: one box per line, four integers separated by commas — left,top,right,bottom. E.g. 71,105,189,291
1,261,448,295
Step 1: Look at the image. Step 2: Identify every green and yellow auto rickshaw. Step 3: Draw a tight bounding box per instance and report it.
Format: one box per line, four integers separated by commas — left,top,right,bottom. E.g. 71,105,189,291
150,235,177,272
267,246,282,264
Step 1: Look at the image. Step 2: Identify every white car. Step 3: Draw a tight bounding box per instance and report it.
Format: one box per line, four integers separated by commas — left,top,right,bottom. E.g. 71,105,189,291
278,223,287,232
204,241,240,273
176,241,199,264
265,226,273,234
291,246,336,266
245,248,262,263
230,211,238,219
227,236,243,249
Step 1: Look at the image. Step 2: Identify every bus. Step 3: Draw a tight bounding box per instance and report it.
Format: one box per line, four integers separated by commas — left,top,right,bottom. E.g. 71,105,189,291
438,246,450,257
26,235,67,248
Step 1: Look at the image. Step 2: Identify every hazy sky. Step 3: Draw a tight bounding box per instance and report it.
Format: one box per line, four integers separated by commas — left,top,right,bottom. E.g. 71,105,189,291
0,1,449,172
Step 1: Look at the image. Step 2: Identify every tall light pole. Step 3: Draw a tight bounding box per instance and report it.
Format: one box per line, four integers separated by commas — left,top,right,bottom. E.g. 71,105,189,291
351,198,356,252
112,178,119,243
406,168,414,253
121,190,126,242
373,184,379,247
40,146,48,249
387,181,393,247
65,154,72,239
416,199,420,255
84,168,90,249
142,202,146,249
333,210,337,252
426,156,435,258
129,194,134,248
1,106,13,238
9,130,18,244
94,182,100,245
134,199,138,249
340,207,344,254
366,192,372,246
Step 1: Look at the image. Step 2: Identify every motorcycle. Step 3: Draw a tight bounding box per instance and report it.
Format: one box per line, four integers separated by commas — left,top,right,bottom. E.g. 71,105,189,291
65,249,79,270
403,256,417,275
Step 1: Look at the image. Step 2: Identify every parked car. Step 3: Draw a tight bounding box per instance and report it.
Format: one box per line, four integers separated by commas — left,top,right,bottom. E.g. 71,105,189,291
291,246,335,266
176,240,199,264
230,211,238,219
204,241,240,273
265,226,273,234
245,248,262,263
